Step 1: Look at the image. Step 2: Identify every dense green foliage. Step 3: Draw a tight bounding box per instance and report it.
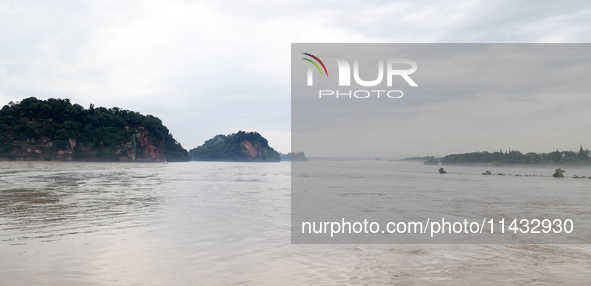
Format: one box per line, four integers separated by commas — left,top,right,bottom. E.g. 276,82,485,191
423,156,439,165
440,147,590,165
0,97,188,161
189,131,280,162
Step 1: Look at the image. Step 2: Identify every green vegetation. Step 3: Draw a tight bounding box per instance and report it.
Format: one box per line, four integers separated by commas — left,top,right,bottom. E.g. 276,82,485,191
423,156,439,165
553,168,565,178
0,97,188,161
440,147,590,165
189,131,280,162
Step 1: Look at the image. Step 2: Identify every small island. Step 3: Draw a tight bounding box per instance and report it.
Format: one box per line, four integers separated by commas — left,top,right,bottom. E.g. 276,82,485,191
189,131,280,162
279,152,308,161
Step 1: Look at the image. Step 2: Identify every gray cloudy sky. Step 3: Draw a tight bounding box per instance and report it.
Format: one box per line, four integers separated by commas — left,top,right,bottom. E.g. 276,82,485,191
292,44,591,157
1,0,590,154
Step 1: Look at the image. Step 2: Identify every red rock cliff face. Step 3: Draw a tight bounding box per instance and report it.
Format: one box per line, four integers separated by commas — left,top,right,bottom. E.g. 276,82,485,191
133,131,166,161
242,140,261,159
240,139,277,160
2,127,166,162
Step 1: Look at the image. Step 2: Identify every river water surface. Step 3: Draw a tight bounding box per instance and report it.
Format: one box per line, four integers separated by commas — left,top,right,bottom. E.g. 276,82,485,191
0,161,589,285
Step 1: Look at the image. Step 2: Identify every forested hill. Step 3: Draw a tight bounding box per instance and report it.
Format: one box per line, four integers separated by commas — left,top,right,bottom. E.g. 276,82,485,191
0,97,188,162
189,131,280,162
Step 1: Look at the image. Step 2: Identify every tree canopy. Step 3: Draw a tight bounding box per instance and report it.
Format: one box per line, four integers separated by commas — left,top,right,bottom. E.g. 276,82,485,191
440,147,590,165
0,97,188,161
189,131,280,162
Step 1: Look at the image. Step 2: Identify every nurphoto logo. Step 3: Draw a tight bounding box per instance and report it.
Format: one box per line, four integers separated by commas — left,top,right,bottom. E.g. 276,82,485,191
303,53,418,99
302,53,329,78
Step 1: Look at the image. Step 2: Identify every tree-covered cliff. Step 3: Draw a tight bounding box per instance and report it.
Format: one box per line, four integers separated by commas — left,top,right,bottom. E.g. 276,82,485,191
189,131,280,162
0,97,188,161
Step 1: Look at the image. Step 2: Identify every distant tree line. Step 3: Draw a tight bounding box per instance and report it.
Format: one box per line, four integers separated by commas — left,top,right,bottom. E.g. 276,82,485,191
399,156,434,161
439,146,590,165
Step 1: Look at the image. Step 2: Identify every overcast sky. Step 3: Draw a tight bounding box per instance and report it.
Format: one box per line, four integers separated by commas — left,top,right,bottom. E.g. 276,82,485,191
292,44,591,157
1,0,590,154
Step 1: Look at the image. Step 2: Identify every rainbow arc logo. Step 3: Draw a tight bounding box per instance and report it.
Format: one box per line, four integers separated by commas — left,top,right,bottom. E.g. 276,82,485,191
302,53,328,77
